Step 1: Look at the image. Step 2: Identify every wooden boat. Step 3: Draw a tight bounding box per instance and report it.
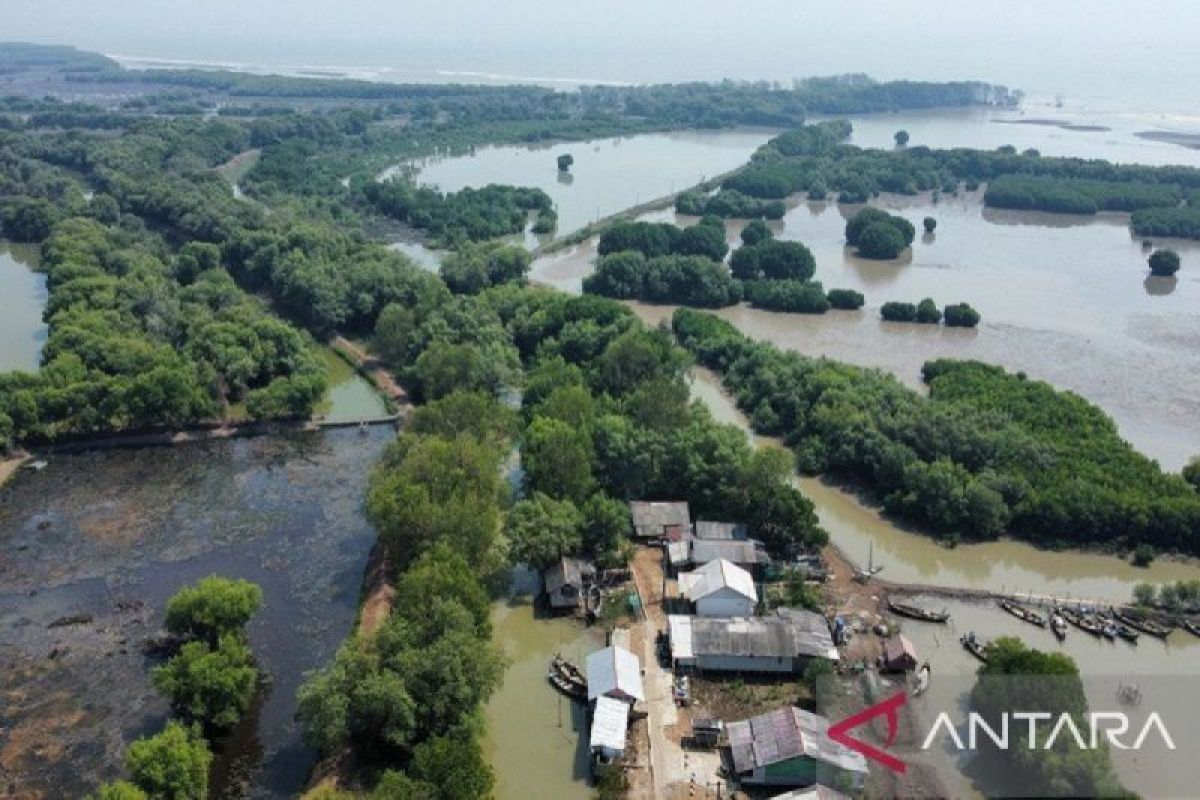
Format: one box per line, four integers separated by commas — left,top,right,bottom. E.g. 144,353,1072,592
960,632,988,663
549,654,588,700
1050,614,1068,641
1113,609,1171,639
549,671,587,700
1183,620,1200,638
1059,607,1105,637
1113,623,1139,643
999,599,1046,627
888,599,950,623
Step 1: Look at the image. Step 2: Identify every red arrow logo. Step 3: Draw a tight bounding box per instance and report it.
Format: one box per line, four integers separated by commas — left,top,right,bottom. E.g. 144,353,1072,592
827,691,908,774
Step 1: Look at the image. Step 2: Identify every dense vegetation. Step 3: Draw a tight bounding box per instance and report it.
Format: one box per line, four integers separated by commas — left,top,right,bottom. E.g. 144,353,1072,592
713,121,1200,236
729,239,815,281
1131,206,1200,239
744,280,830,314
361,180,553,246
972,639,1131,798
880,298,979,327
597,217,730,262
673,309,1200,552
583,251,742,307
984,174,1181,214
1147,249,1181,277
93,576,263,799
845,207,915,259
675,188,786,220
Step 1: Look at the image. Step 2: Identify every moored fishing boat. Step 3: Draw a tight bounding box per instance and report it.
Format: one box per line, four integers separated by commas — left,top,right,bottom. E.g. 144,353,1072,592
960,631,988,663
548,653,588,700
888,599,950,623
1050,614,1067,641
1060,606,1105,637
1113,623,1139,643
999,599,1047,627
1112,609,1171,638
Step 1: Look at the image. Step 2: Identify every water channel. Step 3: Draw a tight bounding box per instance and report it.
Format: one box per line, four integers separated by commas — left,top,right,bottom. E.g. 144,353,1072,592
0,240,47,374
0,427,390,798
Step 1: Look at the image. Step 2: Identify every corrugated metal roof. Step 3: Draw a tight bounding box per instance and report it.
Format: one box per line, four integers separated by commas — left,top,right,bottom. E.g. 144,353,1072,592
667,610,838,662
590,696,630,753
544,557,587,595
666,540,691,566
668,615,694,659
695,521,748,540
679,558,757,602
727,707,868,776
586,645,645,702
629,501,691,537
884,634,918,664
689,539,769,566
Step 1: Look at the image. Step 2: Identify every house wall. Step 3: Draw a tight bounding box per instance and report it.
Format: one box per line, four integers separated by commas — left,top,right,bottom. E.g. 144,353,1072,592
744,756,817,786
694,654,798,674
695,592,755,618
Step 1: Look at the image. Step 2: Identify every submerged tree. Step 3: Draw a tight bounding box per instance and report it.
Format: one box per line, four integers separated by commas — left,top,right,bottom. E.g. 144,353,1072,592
557,153,574,172
894,129,910,147
164,576,262,646
1148,248,1181,277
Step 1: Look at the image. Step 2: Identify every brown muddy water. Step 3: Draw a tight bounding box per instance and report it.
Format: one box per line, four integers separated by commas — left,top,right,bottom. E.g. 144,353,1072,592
0,241,46,374
534,192,1200,471
688,365,1200,603
894,596,1200,799
392,129,775,237
696,368,1200,796
483,568,605,800
0,427,391,799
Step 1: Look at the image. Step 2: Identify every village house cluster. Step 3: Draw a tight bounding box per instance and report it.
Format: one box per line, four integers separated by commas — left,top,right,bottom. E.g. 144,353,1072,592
543,499,869,797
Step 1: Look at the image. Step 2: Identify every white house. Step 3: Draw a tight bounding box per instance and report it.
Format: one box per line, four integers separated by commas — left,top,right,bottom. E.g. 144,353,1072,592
586,645,645,704
589,695,630,761
679,558,757,617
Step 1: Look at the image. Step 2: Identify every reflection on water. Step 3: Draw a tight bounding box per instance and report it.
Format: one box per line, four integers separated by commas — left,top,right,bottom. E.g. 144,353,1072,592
535,192,1200,469
0,240,47,372
688,366,1200,602
398,130,775,235
0,428,390,799
898,597,1200,799
835,106,1200,168
484,569,604,800
317,348,388,421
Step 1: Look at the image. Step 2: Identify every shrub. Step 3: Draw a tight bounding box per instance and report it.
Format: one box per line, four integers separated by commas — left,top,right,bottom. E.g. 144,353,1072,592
125,721,211,800
916,298,942,324
826,288,865,310
1148,249,1181,277
857,222,908,259
943,302,981,328
880,302,917,322
164,576,262,646
744,280,830,314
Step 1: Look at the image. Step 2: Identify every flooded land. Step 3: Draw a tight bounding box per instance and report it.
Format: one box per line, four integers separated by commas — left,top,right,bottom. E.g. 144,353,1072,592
898,595,1200,800
483,569,605,800
536,190,1200,471
0,428,390,799
690,366,1200,602
399,129,775,236
0,241,47,374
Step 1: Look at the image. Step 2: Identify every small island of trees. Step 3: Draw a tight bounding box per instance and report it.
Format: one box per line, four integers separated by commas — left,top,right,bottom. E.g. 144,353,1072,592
1148,248,1181,277
845,207,915,259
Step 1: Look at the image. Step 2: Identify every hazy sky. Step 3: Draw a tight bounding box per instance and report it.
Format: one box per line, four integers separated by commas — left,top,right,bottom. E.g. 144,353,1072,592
3,1,1198,113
